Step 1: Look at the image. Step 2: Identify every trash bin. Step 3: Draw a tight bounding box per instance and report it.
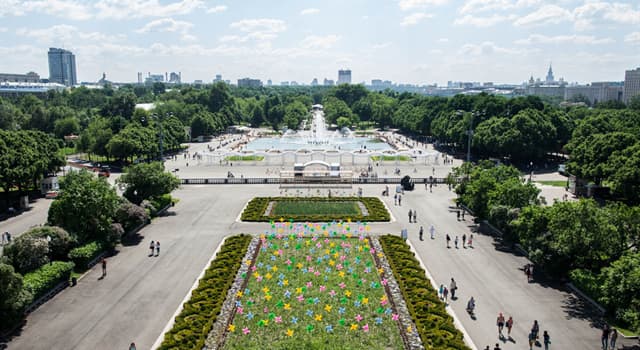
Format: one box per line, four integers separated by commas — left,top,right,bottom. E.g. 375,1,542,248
71,277,77,286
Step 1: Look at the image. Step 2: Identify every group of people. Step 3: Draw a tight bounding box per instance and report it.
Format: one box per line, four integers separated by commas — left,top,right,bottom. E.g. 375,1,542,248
1,231,12,245
149,241,161,257
407,209,417,223
601,325,618,350
445,233,473,249
393,193,403,206
438,278,459,304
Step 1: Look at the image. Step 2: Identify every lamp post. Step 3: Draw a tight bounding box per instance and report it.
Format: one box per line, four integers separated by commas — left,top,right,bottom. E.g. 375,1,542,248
151,113,173,162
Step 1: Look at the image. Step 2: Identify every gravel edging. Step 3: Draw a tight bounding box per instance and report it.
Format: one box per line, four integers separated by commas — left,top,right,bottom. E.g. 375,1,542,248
203,236,261,350
370,237,425,350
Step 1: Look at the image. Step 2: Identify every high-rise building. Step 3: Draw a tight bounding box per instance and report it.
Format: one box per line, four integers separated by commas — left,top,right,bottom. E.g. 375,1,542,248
338,69,351,84
545,63,555,84
48,48,77,86
169,72,181,84
624,67,640,104
310,78,318,86
323,78,335,86
214,74,223,82
237,78,262,88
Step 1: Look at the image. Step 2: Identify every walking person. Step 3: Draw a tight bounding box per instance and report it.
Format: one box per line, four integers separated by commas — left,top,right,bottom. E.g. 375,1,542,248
5,231,10,244
450,278,457,300
528,331,536,350
601,325,611,350
446,234,451,248
394,194,398,206
438,284,444,300
497,313,505,338
454,236,459,249
155,241,160,256
610,328,617,349
462,234,467,248
543,330,551,350
506,316,514,337
419,226,424,241
442,286,449,304
129,342,137,350
398,195,402,206
408,210,413,223
149,240,155,256
531,320,540,340
430,225,435,239
456,210,460,220
413,210,417,223
468,234,473,248
101,258,107,278
462,210,465,220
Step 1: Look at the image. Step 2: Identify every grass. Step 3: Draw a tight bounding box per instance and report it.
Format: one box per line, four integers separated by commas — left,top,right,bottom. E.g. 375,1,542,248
370,155,411,162
535,180,568,187
272,201,361,217
241,197,390,222
222,235,404,350
226,155,265,161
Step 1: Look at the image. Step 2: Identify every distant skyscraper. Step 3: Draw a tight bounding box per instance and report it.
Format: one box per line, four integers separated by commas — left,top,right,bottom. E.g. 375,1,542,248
48,48,77,86
267,79,272,86
545,63,555,84
624,67,640,104
338,69,351,84
311,78,318,86
214,74,222,82
237,78,262,88
323,78,335,86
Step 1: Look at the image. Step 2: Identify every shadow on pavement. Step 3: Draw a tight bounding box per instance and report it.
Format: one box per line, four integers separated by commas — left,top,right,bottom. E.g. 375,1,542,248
121,233,144,246
561,294,605,328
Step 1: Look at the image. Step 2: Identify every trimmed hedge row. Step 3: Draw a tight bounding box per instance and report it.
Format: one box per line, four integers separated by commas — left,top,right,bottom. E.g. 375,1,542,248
241,197,390,222
379,235,469,349
23,261,75,299
159,234,252,350
68,241,105,269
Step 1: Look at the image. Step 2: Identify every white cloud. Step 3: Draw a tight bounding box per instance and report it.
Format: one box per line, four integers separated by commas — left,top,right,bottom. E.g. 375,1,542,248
94,0,204,20
400,12,433,26
572,2,640,30
230,18,286,34
0,27,7,32
136,18,195,41
3,0,93,20
438,38,449,42
601,3,640,24
513,4,573,26
625,32,640,44
399,0,448,11
16,24,124,43
459,41,524,55
300,8,320,15
372,42,392,49
300,35,340,49
206,5,227,14
459,0,540,14
515,34,614,45
454,14,515,27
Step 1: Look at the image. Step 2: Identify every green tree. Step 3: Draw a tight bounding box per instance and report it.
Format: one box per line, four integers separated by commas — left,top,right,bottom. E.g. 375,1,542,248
599,252,640,331
0,263,32,330
117,162,180,205
2,235,49,274
323,97,353,125
47,170,120,245
567,132,637,185
53,116,80,139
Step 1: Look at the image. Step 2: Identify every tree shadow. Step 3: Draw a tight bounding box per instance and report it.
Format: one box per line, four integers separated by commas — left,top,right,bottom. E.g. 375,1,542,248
561,293,606,329
121,233,144,247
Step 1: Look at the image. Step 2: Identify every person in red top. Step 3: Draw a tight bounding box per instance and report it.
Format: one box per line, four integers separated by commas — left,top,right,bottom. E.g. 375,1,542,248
497,313,505,338
506,316,514,337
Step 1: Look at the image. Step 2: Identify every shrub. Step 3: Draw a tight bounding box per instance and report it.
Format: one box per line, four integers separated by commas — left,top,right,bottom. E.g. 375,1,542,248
241,197,390,222
21,226,75,262
379,235,469,349
569,269,602,301
150,193,173,213
68,241,104,269
0,263,33,331
2,235,50,274
23,261,74,299
159,234,252,350
115,200,150,232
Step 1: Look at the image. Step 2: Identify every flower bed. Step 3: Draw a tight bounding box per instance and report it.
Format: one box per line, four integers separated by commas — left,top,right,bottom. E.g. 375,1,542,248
241,197,390,222
379,235,469,349
159,234,252,350
221,233,405,350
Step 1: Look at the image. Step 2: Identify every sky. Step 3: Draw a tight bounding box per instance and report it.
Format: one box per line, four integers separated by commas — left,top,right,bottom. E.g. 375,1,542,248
0,0,639,86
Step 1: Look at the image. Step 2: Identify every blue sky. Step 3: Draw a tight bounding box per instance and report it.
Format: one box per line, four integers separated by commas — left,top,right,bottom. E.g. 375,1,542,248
1,0,639,85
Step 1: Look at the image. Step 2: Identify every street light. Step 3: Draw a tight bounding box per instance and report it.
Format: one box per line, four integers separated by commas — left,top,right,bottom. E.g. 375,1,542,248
151,113,173,162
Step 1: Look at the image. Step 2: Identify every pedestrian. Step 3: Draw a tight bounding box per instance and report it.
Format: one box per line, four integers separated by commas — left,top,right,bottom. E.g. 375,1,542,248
413,210,417,223
497,313,505,337
429,183,433,192
408,210,413,223
1,231,5,245
493,344,501,350
398,195,402,206
506,316,514,337
462,234,467,248
149,240,155,256
101,258,107,277
129,342,137,350
601,325,610,350
454,236,459,249
442,286,449,304
446,234,451,248
468,234,473,248
155,241,160,256
394,193,398,206
462,210,465,220
528,331,536,350
543,330,551,350
6,231,10,243
456,210,460,220
450,278,457,300
484,346,490,350
531,320,540,339
419,226,424,241
610,328,617,349
438,284,444,300
430,225,435,239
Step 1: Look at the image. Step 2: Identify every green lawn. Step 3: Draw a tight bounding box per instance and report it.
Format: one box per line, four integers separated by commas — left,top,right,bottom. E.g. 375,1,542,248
272,201,361,216
370,155,411,161
222,235,404,350
535,180,567,187
226,155,265,161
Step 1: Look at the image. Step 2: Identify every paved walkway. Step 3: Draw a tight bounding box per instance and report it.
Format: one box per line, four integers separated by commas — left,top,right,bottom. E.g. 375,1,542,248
4,183,612,350
0,199,52,256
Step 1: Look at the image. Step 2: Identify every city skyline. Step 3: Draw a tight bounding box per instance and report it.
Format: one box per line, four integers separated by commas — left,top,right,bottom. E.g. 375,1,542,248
1,0,639,85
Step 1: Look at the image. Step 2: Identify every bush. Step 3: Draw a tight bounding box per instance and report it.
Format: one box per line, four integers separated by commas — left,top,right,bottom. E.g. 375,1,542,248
23,226,75,261
241,197,390,222
379,235,469,349
569,269,602,301
115,200,150,232
68,241,105,269
0,263,33,331
23,261,74,299
2,235,50,274
159,234,252,350
150,193,173,214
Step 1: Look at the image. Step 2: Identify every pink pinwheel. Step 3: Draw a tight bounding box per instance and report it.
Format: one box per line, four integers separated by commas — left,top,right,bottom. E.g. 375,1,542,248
243,327,250,335
339,282,346,289
381,278,388,286
363,324,369,332
319,285,326,292
306,255,312,262
314,271,321,277
306,281,313,288
329,290,337,297
275,316,282,323
297,295,305,302
392,314,399,321
355,314,363,322
285,259,292,265
237,307,244,314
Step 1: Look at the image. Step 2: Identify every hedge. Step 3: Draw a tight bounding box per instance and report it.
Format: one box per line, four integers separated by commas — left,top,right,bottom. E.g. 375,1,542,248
379,235,469,349
23,261,75,299
68,241,105,269
159,234,252,350
241,197,390,222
